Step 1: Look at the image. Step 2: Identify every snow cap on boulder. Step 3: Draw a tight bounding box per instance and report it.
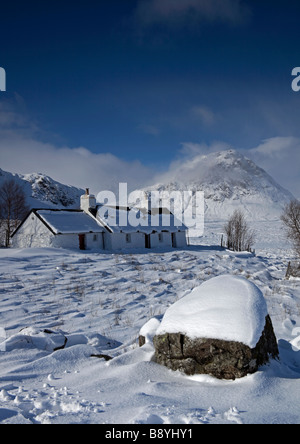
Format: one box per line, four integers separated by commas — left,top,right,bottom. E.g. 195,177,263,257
156,274,268,348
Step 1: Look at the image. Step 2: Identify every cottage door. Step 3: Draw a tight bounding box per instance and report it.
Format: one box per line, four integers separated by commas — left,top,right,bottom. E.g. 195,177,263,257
145,234,151,249
79,234,86,250
171,233,177,248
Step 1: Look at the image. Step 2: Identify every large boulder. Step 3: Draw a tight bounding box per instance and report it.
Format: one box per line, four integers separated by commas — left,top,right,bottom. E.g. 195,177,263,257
153,275,279,380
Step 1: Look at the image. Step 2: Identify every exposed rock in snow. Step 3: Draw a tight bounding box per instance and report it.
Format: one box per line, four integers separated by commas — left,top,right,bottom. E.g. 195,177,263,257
139,317,162,347
153,275,279,379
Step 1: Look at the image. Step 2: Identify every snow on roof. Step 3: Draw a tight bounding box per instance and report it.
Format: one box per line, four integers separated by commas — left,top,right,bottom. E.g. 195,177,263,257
156,275,268,348
37,210,105,234
96,205,187,234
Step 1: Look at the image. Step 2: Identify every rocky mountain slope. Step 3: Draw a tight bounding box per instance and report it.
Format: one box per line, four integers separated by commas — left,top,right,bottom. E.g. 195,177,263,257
0,168,84,209
143,150,295,221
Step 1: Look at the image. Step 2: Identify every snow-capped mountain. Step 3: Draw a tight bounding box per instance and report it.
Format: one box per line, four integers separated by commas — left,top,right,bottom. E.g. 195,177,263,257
0,149,295,220
142,150,295,221
0,168,84,209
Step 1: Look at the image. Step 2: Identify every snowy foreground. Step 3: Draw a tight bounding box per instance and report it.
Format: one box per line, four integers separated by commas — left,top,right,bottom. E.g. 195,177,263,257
0,221,300,424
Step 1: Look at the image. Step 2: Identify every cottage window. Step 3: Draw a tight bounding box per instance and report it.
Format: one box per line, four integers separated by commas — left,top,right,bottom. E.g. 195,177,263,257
158,233,163,242
93,234,98,242
126,234,131,243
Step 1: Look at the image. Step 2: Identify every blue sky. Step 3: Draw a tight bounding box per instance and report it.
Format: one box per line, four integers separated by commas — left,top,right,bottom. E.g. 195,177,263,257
1,0,300,195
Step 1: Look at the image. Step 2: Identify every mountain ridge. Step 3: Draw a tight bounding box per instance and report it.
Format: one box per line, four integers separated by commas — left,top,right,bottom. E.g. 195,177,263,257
0,149,295,221
141,149,295,221
0,168,84,209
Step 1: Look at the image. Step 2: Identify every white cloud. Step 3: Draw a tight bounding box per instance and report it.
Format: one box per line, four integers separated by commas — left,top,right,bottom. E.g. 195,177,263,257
1,97,299,201
134,0,250,27
179,141,231,157
137,123,161,136
190,105,216,126
0,93,38,134
0,132,154,195
250,136,299,158
247,136,300,198
0,98,154,195
152,141,232,184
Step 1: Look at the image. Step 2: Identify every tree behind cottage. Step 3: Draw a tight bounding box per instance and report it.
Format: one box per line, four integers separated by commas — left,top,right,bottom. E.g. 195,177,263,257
0,180,30,247
224,209,255,252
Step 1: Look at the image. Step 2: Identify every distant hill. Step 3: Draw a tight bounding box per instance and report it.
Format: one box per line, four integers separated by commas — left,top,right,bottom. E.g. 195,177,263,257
0,168,84,209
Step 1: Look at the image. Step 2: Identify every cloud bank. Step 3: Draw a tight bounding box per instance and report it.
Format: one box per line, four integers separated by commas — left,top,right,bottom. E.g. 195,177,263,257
1,96,299,199
248,136,300,198
0,96,154,195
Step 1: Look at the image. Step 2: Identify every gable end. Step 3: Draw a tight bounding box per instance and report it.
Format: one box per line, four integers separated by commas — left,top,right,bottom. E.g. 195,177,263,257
11,209,57,238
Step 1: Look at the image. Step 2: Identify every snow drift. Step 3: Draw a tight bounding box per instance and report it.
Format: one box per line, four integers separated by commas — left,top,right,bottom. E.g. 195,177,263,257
156,274,268,348
153,275,279,379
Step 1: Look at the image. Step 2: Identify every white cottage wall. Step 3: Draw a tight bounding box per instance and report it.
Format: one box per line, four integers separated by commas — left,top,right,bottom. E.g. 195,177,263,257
148,232,159,249
104,232,145,250
51,234,80,250
12,213,54,248
51,233,103,250
148,232,170,248
157,232,172,248
12,214,105,251
130,233,147,249
173,231,187,248
85,233,104,250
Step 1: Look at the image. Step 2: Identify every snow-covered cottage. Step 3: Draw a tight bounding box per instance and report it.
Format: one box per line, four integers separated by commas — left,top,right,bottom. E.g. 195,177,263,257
95,204,187,250
11,209,106,250
11,189,187,251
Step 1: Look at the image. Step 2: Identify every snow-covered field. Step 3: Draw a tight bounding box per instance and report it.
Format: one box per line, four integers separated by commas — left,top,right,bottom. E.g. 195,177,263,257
0,220,300,424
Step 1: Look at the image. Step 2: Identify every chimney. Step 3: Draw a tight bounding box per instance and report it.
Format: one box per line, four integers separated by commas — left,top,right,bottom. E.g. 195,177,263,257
80,187,96,212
